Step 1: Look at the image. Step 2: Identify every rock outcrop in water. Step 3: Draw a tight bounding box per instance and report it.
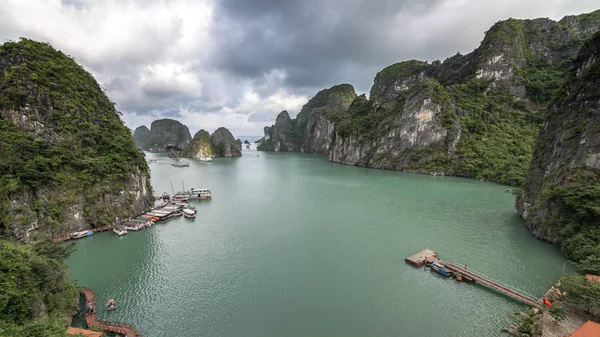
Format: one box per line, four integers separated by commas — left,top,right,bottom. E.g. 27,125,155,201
257,10,600,186
144,119,192,151
133,125,151,149
210,127,242,157
517,31,600,273
182,130,215,158
0,39,153,242
257,84,357,153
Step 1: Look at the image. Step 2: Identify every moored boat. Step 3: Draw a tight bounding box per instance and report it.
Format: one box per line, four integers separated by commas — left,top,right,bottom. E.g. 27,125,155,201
113,227,128,236
176,187,212,200
183,209,196,218
199,156,213,162
70,230,93,239
429,261,453,277
171,158,190,167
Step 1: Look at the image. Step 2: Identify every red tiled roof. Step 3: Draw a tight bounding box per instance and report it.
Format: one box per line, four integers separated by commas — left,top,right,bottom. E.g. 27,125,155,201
570,321,600,337
585,274,600,282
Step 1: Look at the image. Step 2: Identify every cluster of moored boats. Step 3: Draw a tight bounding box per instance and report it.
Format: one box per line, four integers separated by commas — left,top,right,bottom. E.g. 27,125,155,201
66,188,212,238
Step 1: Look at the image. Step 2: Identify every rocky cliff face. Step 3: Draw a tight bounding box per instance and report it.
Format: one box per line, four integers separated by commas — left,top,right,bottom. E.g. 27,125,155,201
210,127,242,157
0,39,153,242
517,31,600,272
145,119,192,151
182,130,215,158
258,10,600,187
257,84,356,153
133,125,151,148
257,110,299,151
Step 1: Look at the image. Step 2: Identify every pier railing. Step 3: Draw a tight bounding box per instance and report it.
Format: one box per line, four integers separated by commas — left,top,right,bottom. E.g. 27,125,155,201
445,262,541,307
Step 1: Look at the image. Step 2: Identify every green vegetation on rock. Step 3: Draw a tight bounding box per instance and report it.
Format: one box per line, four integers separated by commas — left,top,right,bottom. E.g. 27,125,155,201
558,274,600,312
0,239,76,337
182,129,215,158
0,38,152,240
449,79,539,186
518,31,600,273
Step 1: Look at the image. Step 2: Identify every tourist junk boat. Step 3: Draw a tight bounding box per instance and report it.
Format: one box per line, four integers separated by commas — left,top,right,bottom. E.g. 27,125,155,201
176,187,212,200
199,156,213,162
171,158,190,167
112,227,128,236
183,208,196,218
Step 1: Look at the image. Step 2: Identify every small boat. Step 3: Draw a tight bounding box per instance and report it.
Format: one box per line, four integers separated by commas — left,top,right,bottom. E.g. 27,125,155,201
183,209,196,218
171,158,190,167
199,156,213,162
113,227,128,236
70,230,93,239
149,159,157,163
107,300,117,311
429,261,453,277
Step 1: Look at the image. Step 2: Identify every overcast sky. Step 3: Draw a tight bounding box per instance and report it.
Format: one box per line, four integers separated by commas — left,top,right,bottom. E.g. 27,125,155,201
0,0,598,137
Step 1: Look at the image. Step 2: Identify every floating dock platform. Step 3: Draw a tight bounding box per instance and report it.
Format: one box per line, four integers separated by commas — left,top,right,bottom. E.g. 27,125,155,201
405,249,541,307
405,249,437,267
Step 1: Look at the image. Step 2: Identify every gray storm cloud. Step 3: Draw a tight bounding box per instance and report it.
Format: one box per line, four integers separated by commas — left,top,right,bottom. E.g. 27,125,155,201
0,0,598,135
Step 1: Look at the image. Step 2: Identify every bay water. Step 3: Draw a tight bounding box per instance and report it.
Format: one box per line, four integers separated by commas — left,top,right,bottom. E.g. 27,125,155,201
66,151,571,336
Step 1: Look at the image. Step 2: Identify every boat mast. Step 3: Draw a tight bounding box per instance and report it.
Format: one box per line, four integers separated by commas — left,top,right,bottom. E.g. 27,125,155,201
169,181,175,195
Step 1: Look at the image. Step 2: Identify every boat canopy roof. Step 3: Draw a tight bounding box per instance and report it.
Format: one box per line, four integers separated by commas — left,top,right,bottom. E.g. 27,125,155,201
431,261,445,268
191,188,210,192
183,209,195,215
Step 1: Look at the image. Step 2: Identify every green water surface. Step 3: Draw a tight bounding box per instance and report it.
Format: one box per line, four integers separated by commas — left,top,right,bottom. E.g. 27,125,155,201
66,151,572,337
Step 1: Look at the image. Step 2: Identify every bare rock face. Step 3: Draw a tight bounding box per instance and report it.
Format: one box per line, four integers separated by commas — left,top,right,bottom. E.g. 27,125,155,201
257,84,356,153
182,130,215,158
210,127,242,157
0,39,153,242
133,125,151,148
516,32,600,269
146,119,192,151
330,79,457,173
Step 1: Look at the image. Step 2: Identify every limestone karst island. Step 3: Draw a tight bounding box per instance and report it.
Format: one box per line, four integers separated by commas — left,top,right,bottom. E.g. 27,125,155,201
0,2,599,337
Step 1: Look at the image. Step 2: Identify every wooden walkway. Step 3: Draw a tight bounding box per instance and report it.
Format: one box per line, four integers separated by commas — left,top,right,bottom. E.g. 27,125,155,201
444,262,541,308
80,287,142,337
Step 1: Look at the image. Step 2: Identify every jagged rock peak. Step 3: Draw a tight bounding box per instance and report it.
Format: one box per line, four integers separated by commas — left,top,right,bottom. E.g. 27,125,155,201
210,127,242,157
182,129,215,158
146,119,192,151
133,125,150,148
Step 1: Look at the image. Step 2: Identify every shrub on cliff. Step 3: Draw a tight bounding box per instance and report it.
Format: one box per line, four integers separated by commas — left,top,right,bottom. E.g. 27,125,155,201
0,239,77,336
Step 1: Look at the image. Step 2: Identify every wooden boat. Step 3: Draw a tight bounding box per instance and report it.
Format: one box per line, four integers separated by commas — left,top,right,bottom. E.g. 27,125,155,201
70,230,93,239
183,209,196,218
113,228,128,236
430,261,453,277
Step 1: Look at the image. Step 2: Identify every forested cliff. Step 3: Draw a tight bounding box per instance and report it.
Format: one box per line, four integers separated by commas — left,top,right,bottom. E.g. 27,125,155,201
517,31,600,274
0,39,153,242
258,10,600,187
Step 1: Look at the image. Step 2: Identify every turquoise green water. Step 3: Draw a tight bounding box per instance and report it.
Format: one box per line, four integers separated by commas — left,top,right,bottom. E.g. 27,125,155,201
66,151,572,337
